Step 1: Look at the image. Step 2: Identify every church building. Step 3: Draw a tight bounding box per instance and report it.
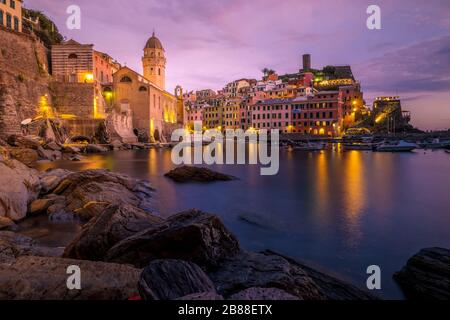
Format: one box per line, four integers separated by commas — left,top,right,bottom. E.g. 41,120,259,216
110,32,183,142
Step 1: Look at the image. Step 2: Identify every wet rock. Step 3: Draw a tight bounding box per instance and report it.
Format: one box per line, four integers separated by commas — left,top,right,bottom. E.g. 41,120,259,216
44,141,62,151
39,169,72,194
0,231,62,263
0,217,17,231
176,292,224,300
28,198,55,215
209,251,325,300
73,201,110,222
7,135,42,150
106,209,240,269
394,247,450,300
138,260,216,300
86,144,109,154
111,140,123,150
47,201,76,222
52,169,156,213
228,287,300,300
269,251,377,300
64,204,162,261
7,147,39,167
0,158,40,221
0,256,140,300
165,166,236,183
62,145,81,154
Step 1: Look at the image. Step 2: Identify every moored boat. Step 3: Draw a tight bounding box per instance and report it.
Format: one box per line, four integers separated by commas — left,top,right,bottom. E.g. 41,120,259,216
418,138,450,149
375,140,417,152
294,142,327,151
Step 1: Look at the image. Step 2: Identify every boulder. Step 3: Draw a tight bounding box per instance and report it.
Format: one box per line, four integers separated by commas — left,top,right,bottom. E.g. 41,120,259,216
0,217,16,231
0,231,63,263
64,204,162,261
73,201,110,222
111,140,123,150
52,169,156,213
105,209,240,269
265,251,377,300
62,145,81,154
0,158,40,221
7,147,39,167
47,198,76,222
44,141,62,151
165,166,236,183
86,144,109,154
28,198,55,215
176,292,224,300
394,247,450,300
138,260,216,300
228,287,300,300
208,251,325,300
39,169,72,195
0,256,140,300
6,135,41,149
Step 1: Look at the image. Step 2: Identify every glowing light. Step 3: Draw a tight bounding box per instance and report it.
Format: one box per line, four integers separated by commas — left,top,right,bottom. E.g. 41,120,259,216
60,114,77,120
38,95,54,118
85,73,94,82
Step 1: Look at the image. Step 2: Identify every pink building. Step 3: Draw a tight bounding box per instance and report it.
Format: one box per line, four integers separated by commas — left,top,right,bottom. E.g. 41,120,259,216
251,99,293,133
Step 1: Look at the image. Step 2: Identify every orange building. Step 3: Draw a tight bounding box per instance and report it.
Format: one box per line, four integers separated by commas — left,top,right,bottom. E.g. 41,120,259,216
0,0,22,32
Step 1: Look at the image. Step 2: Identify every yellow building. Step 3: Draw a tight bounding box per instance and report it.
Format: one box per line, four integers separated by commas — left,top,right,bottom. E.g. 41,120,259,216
142,32,166,90
111,33,182,142
0,0,22,32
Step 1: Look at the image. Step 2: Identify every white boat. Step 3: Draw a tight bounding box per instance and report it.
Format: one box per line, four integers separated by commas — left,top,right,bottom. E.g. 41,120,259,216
375,140,417,152
294,142,327,151
418,138,450,149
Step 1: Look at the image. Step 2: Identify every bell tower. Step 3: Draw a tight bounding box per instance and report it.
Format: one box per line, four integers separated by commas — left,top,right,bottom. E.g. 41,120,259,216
142,32,166,90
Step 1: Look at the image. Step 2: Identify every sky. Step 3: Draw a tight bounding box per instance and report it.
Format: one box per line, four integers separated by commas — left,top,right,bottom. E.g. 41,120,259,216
25,0,450,130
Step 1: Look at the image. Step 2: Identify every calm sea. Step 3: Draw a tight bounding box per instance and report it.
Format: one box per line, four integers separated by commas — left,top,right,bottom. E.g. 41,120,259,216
33,146,450,299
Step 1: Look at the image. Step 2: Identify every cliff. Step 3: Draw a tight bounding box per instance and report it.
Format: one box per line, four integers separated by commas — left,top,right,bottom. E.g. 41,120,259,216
0,27,52,138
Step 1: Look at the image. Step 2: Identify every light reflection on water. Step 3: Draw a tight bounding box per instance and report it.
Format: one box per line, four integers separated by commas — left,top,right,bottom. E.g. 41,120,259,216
35,147,450,299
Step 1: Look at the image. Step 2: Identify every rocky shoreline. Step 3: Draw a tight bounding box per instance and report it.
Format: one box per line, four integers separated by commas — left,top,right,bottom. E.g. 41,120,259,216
0,142,449,300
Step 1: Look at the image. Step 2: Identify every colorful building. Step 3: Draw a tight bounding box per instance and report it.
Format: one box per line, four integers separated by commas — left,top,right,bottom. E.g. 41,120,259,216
0,0,22,32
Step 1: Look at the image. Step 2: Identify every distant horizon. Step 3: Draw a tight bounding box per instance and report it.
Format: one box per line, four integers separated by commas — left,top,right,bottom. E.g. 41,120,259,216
26,0,450,130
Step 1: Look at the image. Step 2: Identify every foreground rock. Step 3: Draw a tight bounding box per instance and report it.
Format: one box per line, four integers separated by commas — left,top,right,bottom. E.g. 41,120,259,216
64,204,163,261
0,156,40,221
138,260,217,300
165,166,236,183
0,217,16,231
106,209,240,269
229,287,299,300
0,256,140,300
209,251,376,300
0,231,63,263
50,169,156,215
394,247,450,300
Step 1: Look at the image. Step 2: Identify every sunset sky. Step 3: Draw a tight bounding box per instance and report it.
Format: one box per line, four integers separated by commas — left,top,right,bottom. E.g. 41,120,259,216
27,0,450,130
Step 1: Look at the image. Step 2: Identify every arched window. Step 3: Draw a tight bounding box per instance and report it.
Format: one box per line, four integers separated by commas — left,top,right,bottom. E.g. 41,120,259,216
158,68,161,76
68,53,78,59
120,76,132,83
139,86,148,92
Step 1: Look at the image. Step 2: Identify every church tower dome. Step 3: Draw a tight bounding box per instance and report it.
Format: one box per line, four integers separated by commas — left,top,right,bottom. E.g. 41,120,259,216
142,32,166,90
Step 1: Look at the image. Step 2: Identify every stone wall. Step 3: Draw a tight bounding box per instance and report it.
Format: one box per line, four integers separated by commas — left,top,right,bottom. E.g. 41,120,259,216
50,82,95,119
0,27,51,138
